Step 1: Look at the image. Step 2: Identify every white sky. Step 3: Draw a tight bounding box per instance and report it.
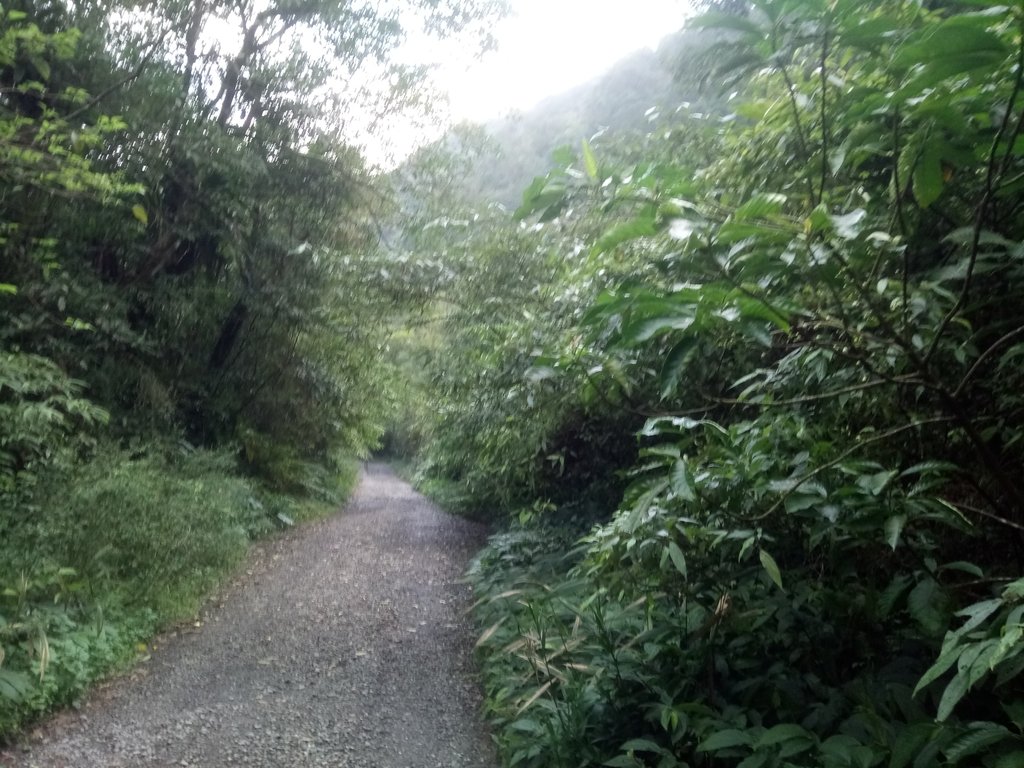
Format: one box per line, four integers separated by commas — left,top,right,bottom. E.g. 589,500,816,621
428,0,692,123
363,0,691,165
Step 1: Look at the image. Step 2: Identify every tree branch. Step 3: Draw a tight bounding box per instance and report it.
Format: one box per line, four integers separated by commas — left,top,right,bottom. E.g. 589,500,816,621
954,324,1024,398
755,417,954,520
924,29,1024,365
63,27,171,123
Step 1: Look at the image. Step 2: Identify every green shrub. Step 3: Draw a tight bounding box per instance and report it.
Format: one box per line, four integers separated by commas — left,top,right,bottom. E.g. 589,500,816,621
0,560,159,739
0,445,247,739
0,442,360,741
455,2,1024,765
19,447,253,618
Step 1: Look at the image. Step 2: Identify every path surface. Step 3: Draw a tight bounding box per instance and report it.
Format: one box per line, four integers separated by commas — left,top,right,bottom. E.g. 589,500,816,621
2,464,496,768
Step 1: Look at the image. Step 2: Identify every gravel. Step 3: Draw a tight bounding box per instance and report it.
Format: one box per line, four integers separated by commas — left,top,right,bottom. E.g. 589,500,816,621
2,463,497,768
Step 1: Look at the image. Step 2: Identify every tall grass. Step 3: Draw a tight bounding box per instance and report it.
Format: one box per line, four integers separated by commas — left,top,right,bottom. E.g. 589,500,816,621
0,444,358,740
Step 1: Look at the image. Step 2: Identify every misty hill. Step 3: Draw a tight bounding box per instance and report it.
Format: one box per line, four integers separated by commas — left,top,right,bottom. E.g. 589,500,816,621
459,29,708,207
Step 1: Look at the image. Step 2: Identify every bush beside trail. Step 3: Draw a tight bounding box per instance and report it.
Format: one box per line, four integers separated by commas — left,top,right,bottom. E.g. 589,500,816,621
403,1,1024,766
0,445,357,739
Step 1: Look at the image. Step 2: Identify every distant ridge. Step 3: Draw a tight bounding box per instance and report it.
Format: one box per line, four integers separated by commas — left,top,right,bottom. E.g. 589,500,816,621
457,28,710,207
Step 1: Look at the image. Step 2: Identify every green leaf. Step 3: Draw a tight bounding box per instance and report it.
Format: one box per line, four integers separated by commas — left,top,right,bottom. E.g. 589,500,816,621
603,756,642,768
1001,701,1024,730
959,642,995,681
132,204,149,225
837,15,903,50
732,294,791,331
582,139,598,181
939,561,984,578
885,514,907,550
778,737,815,758
755,723,811,747
908,578,950,637
525,366,557,383
759,549,783,591
689,11,764,37
65,317,94,332
879,574,912,619
954,597,1003,633
820,734,870,765
912,740,942,768
994,752,1024,768
916,644,965,696
913,143,944,209
667,541,688,578
785,493,822,513
830,209,867,239
514,175,568,221
936,671,969,721
0,283,17,295
996,653,1024,687
620,738,669,755
0,669,31,702
594,215,660,255
697,728,753,752
895,22,1009,71
858,469,897,496
660,338,697,399
28,54,50,81
942,723,1011,763
641,416,710,436
736,755,768,768
987,624,1023,671
890,724,935,768
733,192,787,221
622,479,668,533
623,313,695,344
509,717,542,733
671,459,696,502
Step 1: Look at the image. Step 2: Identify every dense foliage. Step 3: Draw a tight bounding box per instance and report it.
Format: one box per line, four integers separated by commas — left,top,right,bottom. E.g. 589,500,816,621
7,0,1024,760
405,0,1024,765
0,0,503,738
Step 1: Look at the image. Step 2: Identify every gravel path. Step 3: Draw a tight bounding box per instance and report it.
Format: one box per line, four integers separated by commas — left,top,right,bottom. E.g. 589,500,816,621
1,463,496,768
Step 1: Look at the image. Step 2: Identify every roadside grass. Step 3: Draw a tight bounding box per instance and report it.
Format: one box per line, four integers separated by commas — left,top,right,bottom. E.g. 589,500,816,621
0,445,359,742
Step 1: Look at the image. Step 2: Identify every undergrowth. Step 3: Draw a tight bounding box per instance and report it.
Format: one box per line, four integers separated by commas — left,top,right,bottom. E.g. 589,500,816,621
445,1,1024,764
0,444,357,741
469,512,1024,768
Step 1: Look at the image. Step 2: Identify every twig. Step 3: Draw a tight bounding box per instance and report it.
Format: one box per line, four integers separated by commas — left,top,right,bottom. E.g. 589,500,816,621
890,109,911,332
711,377,916,408
890,108,909,241
780,65,817,203
954,324,1024,397
818,25,830,206
958,502,1024,533
754,417,954,520
63,28,171,123
924,30,1024,365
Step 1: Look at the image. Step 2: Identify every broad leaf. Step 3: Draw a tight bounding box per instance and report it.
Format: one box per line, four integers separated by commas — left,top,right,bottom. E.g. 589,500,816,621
697,728,753,752
760,549,783,591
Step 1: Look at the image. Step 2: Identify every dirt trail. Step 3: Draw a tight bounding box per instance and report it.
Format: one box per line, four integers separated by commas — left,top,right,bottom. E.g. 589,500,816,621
2,463,496,768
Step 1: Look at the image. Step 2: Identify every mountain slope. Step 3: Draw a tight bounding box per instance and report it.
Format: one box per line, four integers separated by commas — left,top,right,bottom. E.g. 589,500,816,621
460,30,708,207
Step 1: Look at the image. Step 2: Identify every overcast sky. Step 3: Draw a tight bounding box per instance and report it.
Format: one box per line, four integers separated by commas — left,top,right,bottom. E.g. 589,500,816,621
362,0,690,165
431,0,691,122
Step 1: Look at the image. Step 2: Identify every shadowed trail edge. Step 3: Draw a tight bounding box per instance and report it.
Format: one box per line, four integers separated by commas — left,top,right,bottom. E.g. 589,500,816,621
2,463,496,768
